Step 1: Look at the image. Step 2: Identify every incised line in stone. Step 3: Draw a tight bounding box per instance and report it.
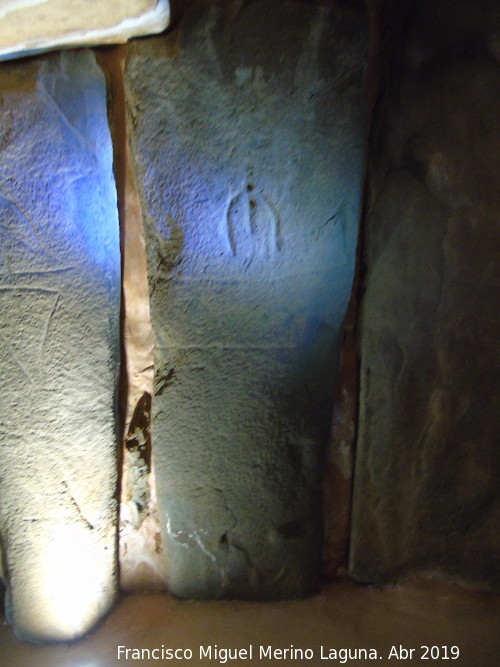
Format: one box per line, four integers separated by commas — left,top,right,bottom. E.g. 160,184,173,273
0,331,34,384
37,82,97,158
39,293,60,357
62,480,95,532
0,185,55,262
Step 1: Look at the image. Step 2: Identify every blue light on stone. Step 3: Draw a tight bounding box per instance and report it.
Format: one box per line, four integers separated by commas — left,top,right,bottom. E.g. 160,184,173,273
0,49,120,642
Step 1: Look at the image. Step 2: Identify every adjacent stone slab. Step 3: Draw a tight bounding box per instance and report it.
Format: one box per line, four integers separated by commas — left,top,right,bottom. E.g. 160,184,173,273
0,50,121,641
350,1,500,591
0,0,169,61
127,0,367,599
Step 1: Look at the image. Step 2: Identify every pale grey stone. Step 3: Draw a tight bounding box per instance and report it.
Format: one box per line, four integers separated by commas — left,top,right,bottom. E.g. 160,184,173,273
127,0,367,599
0,50,120,641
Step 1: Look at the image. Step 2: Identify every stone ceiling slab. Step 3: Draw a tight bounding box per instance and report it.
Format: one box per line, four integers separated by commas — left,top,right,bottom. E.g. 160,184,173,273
0,0,170,61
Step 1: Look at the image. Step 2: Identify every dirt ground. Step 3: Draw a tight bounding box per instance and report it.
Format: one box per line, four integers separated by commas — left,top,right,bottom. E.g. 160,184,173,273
1,578,499,666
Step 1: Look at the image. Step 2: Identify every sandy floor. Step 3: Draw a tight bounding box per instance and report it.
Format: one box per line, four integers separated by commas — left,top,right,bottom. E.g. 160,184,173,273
1,579,499,666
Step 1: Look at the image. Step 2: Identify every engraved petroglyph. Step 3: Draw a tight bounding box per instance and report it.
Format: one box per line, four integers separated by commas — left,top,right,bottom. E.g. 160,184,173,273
0,286,59,294
224,183,282,262
0,330,34,384
294,6,327,105
62,480,95,532
39,293,60,356
0,267,75,278
0,186,55,263
225,193,240,256
0,288,61,380
316,202,349,251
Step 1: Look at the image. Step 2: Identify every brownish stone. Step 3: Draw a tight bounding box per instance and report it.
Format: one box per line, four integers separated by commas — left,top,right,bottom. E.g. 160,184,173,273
350,0,500,591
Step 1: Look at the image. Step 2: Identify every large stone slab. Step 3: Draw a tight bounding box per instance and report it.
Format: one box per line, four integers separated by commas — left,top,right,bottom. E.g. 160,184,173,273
350,0,500,591
0,0,169,61
127,0,367,599
0,50,121,641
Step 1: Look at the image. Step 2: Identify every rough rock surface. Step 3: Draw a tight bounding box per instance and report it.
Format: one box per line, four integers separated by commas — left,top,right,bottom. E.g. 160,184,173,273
350,0,500,591
0,0,169,61
127,0,367,599
0,50,120,641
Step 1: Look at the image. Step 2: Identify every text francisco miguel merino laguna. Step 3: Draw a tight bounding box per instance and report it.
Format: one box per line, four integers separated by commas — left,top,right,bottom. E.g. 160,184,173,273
118,644,387,662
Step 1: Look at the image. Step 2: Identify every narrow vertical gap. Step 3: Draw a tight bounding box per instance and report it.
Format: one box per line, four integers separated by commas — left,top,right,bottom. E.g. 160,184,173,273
322,0,401,578
96,45,166,591
322,0,417,578
321,6,377,579
322,290,359,578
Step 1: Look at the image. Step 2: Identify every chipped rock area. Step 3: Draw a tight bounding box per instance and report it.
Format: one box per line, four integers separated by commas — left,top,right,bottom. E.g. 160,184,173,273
126,0,367,599
120,392,168,590
350,0,500,591
0,0,170,61
0,50,121,641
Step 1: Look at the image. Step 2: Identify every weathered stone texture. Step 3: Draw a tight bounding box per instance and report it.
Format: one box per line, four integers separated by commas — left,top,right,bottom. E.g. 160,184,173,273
0,50,120,641
127,0,367,598
350,0,500,590
0,0,170,61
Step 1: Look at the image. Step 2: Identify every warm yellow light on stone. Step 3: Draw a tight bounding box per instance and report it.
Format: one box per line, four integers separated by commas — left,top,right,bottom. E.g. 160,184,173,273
5,516,116,643
38,526,112,641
